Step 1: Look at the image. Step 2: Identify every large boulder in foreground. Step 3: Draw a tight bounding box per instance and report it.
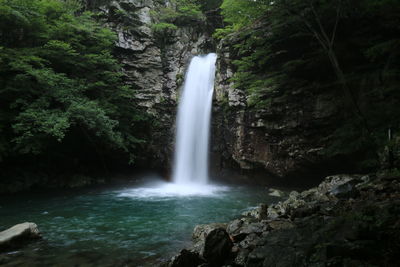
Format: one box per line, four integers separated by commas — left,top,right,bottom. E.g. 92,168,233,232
193,223,233,265
165,249,205,267
202,228,233,266
193,223,228,244
0,222,41,250
164,223,233,267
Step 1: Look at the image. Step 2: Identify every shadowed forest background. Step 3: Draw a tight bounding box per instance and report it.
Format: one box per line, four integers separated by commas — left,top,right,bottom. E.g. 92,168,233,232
0,0,399,190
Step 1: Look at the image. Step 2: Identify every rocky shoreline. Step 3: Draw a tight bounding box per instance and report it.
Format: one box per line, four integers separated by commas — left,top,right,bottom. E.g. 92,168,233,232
163,172,400,266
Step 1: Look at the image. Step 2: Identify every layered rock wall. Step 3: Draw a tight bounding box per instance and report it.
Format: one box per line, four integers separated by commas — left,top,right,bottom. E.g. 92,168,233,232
96,1,354,184
211,37,347,185
96,0,215,170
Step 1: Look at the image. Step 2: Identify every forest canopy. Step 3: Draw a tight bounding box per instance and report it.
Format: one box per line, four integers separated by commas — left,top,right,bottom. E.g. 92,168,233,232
0,0,147,179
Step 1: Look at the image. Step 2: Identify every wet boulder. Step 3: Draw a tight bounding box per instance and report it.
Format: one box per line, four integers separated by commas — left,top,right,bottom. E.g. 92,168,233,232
193,223,228,244
238,233,261,250
234,247,251,266
0,222,41,251
330,180,359,199
165,249,205,267
227,218,267,242
290,204,320,219
268,188,286,197
268,191,307,218
318,174,360,196
267,219,295,230
202,228,233,266
192,223,233,265
242,204,268,220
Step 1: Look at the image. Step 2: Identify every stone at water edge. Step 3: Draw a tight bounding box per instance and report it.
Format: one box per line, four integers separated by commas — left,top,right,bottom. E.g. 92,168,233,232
164,249,205,267
0,222,41,250
268,188,286,197
192,223,228,243
241,204,268,220
202,228,233,266
192,223,228,255
166,224,233,266
227,218,268,242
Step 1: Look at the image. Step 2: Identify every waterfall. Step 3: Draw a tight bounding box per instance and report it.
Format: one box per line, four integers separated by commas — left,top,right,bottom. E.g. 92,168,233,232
172,53,217,185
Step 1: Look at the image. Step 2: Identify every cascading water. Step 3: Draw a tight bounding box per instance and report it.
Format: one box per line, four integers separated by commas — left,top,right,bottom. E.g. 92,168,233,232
172,53,217,185
118,53,221,197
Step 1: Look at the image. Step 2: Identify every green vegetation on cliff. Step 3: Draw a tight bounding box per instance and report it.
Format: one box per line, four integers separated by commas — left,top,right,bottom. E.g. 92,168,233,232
151,0,222,39
216,0,400,170
0,0,148,186
151,0,204,29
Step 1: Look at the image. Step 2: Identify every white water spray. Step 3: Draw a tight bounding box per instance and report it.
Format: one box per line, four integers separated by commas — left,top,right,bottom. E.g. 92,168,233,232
172,53,217,185
117,53,225,197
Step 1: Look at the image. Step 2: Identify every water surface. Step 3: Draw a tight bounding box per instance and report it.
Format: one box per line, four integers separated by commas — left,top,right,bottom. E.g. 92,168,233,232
0,179,284,266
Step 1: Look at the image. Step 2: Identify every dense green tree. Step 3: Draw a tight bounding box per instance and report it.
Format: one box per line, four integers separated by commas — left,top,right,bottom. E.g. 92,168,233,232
152,0,205,25
0,0,147,180
213,0,269,38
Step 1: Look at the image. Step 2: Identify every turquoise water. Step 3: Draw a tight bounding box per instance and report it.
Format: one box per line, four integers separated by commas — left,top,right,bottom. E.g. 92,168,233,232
0,179,283,266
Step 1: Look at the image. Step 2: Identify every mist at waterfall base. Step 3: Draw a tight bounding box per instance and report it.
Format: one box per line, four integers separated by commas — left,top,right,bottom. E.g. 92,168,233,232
0,54,284,266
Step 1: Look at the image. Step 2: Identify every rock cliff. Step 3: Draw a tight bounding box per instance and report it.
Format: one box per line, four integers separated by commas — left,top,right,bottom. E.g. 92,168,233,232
95,1,367,184
211,34,356,185
93,0,215,171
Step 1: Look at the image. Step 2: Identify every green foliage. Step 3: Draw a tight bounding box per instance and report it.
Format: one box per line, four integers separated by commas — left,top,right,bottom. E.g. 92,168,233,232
83,0,112,9
172,0,205,24
0,0,147,170
384,168,400,178
199,0,222,12
212,26,234,40
151,0,206,37
151,22,179,44
213,0,270,39
220,0,269,30
151,22,178,34
175,73,184,87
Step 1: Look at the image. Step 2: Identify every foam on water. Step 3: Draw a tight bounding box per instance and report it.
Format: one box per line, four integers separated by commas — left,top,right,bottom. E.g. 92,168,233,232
117,181,229,199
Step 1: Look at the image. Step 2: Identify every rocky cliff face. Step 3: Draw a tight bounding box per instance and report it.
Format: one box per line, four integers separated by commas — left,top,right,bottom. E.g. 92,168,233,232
211,36,350,185
95,1,355,184
95,0,215,170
